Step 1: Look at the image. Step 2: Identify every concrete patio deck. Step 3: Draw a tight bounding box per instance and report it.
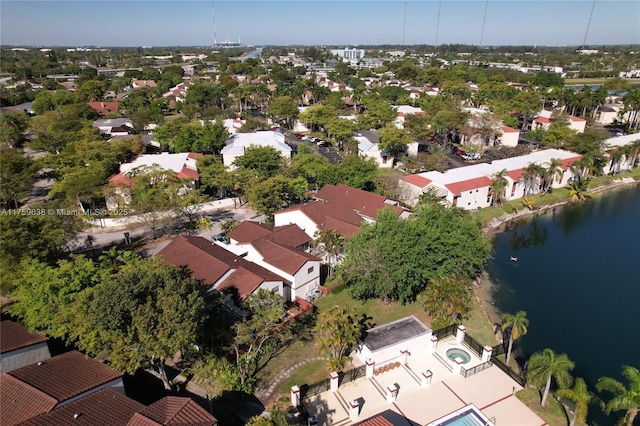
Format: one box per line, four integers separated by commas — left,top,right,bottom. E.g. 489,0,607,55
302,336,546,426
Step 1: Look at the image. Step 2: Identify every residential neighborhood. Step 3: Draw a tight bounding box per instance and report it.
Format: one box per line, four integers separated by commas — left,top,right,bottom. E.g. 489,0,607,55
1,25,640,426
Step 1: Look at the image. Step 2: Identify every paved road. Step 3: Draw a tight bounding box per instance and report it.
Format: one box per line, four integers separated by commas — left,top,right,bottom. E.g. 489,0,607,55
75,205,265,256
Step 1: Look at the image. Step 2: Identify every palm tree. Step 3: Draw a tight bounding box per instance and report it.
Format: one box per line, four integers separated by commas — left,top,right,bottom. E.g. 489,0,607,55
544,158,563,192
501,311,529,368
526,348,575,407
596,365,640,426
522,163,544,196
557,377,595,426
491,169,509,206
566,176,592,202
422,275,472,330
314,228,345,277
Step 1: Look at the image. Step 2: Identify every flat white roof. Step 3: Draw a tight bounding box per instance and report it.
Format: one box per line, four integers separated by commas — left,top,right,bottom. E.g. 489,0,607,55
221,131,291,156
416,148,581,185
120,152,197,175
605,132,640,148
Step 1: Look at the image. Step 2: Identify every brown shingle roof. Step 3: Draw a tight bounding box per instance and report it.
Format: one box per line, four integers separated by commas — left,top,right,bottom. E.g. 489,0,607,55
137,396,217,425
230,222,312,248
1,320,48,354
7,351,123,404
228,221,274,243
17,388,144,426
250,238,320,276
0,374,57,425
315,184,406,220
275,200,366,237
158,236,284,298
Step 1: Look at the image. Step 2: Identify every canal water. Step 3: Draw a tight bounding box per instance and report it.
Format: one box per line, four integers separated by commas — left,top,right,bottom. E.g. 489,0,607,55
486,184,640,426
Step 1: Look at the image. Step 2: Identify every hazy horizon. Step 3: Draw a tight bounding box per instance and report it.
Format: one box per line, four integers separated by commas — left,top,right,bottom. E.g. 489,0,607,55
2,1,639,48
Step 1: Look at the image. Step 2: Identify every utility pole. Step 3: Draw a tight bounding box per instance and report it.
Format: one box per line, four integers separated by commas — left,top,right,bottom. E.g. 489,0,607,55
402,1,409,46
480,0,489,47
582,0,597,50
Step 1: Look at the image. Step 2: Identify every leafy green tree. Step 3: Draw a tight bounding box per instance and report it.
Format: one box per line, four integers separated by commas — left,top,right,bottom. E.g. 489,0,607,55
596,366,640,426
192,355,252,400
291,153,332,187
247,175,307,217
234,145,285,179
171,120,228,154
314,229,344,277
358,94,396,129
339,205,490,304
404,113,432,141
533,71,564,88
0,149,34,208
421,275,473,329
0,111,29,148
526,348,575,407
78,258,205,390
266,95,299,129
315,306,363,371
232,290,287,388
127,166,183,239
378,125,410,161
557,377,595,426
501,311,529,368
0,209,85,293
78,79,107,101
334,155,377,190
10,256,101,336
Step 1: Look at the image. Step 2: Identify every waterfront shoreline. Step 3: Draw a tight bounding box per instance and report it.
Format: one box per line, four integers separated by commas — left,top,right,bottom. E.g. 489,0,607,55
475,177,639,340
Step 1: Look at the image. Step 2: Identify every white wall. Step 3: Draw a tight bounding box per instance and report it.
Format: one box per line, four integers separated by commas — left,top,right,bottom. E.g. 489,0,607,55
0,343,51,373
257,280,286,299
451,185,491,210
290,260,321,300
500,130,519,147
273,210,319,239
357,332,432,366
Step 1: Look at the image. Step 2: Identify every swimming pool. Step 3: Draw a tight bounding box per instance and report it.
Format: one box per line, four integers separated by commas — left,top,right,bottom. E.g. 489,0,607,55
446,347,472,364
426,404,493,426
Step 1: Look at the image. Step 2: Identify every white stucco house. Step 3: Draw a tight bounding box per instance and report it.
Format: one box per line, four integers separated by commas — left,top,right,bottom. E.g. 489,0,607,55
399,149,582,209
106,152,201,210
221,131,292,169
229,221,321,302
355,130,394,168
393,105,426,129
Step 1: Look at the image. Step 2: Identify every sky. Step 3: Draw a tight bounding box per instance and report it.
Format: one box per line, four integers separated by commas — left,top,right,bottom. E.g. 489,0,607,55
1,0,639,47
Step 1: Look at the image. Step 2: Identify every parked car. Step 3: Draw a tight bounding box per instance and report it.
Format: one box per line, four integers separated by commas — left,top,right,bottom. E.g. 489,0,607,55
455,150,467,156
316,140,328,147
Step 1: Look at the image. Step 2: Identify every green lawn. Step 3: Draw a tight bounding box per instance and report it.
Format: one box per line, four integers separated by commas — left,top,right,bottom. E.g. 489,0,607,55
314,284,432,327
516,387,572,426
254,334,321,389
279,360,328,398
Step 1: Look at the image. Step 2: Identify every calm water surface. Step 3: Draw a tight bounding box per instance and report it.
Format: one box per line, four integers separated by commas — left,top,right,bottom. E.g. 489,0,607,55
486,185,640,426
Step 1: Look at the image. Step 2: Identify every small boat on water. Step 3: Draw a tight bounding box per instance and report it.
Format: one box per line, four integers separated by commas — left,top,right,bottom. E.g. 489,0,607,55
510,256,518,262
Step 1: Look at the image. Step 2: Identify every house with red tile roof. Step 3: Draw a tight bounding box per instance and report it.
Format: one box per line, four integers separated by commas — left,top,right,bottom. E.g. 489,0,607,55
1,351,124,425
106,152,202,210
531,110,586,133
16,387,217,426
157,235,286,301
399,149,581,209
273,184,410,239
1,320,51,373
228,222,321,301
88,101,119,115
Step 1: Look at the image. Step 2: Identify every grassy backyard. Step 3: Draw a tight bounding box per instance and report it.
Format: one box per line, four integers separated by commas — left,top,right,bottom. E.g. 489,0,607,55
516,387,579,426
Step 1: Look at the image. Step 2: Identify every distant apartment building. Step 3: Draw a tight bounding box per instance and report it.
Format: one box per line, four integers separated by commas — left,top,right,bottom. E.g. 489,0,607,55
330,48,365,61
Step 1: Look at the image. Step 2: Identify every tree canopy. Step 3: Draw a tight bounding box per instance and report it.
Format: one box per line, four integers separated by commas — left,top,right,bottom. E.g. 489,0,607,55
338,204,491,304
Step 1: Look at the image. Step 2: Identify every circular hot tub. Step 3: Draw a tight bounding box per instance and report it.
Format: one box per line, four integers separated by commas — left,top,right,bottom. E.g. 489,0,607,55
446,347,472,364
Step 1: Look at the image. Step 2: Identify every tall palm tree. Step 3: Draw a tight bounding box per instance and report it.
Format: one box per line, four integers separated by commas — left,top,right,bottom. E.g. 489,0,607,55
526,348,575,407
491,169,509,206
522,163,544,196
501,311,529,368
557,377,595,426
596,365,640,426
544,158,564,191
566,176,592,202
314,228,345,277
